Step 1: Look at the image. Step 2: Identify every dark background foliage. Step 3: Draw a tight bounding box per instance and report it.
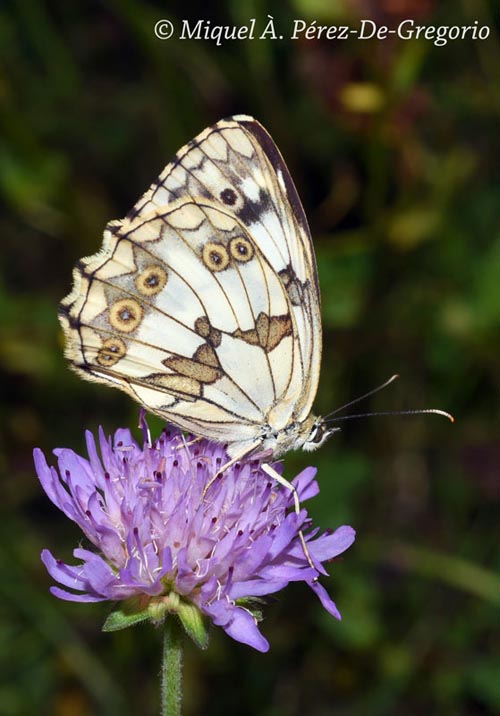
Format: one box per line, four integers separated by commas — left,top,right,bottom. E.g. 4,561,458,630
1,1,499,714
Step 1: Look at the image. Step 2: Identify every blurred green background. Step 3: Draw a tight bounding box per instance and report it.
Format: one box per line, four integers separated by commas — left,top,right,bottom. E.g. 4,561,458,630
1,1,499,714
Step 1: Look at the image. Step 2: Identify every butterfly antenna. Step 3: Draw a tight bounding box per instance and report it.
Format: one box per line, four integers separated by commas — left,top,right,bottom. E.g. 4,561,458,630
325,408,454,425
323,374,454,425
323,374,400,420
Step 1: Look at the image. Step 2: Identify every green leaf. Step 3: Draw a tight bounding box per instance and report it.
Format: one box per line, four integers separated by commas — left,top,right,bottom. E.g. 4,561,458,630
102,602,151,632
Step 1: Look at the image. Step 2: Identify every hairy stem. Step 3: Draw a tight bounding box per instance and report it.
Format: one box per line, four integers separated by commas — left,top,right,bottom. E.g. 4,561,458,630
161,618,183,716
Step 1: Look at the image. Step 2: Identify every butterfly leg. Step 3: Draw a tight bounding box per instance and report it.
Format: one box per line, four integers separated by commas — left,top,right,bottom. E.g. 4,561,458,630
260,462,318,573
175,435,204,450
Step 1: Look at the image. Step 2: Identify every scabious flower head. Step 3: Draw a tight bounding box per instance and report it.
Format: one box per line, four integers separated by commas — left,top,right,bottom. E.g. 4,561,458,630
34,416,355,652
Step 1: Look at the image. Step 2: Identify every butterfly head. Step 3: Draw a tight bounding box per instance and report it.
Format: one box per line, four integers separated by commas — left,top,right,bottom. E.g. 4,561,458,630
301,416,340,453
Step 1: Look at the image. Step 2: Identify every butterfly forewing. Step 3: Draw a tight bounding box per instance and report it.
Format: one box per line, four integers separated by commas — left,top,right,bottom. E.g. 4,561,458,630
59,116,322,456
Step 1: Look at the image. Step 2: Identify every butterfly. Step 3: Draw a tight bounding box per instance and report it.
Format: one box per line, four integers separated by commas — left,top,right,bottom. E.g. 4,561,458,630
59,115,339,467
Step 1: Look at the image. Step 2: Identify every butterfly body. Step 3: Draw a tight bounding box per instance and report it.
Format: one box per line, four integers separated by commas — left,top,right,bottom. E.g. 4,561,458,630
60,116,337,460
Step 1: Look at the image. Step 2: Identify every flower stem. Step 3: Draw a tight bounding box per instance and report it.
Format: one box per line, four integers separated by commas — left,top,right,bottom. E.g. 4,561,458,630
161,617,183,716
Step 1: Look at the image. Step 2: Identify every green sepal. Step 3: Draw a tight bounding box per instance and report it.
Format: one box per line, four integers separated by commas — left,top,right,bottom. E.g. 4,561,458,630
177,601,209,650
101,593,208,645
102,598,151,632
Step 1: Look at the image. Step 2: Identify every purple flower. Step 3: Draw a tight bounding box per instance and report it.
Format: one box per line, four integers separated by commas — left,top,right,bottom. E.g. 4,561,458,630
34,417,355,653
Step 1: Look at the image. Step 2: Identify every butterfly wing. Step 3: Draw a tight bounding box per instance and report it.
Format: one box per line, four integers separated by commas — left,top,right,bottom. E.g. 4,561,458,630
130,116,322,421
59,116,322,453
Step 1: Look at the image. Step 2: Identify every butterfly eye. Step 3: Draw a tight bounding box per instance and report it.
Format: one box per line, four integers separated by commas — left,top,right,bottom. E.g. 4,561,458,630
96,337,127,367
135,265,168,296
109,298,143,333
202,242,230,272
310,423,325,444
229,237,254,263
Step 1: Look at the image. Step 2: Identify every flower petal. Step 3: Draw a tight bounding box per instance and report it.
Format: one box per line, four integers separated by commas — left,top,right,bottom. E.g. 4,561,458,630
309,580,342,620
229,578,288,599
41,549,89,590
293,467,319,501
206,600,269,653
50,586,107,603
308,526,356,561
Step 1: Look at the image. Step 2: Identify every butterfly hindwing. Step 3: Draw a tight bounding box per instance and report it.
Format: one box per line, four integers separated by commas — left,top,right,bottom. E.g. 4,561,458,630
59,116,322,454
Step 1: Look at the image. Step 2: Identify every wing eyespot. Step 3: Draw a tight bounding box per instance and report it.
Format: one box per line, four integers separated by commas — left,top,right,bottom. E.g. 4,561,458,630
220,187,237,205
109,298,143,333
202,241,230,272
229,236,254,263
135,265,168,296
96,337,127,367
